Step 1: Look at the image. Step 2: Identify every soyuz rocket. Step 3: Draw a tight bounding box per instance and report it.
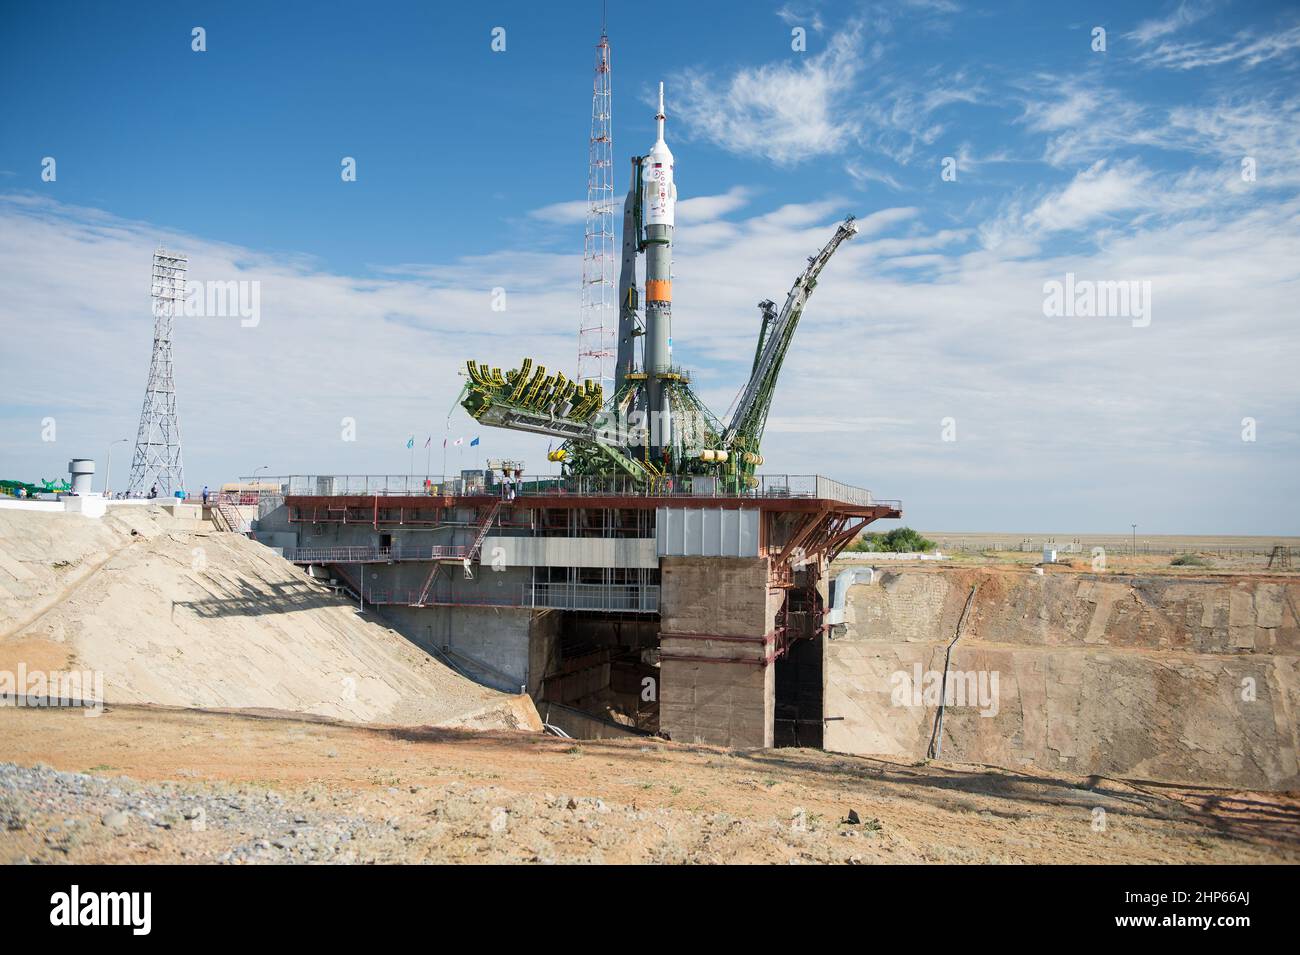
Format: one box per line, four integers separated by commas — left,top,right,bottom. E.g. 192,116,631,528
641,83,675,454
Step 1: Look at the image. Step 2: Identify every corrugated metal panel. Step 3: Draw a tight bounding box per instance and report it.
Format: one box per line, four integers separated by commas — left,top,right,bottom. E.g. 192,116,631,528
656,507,759,557
481,536,657,568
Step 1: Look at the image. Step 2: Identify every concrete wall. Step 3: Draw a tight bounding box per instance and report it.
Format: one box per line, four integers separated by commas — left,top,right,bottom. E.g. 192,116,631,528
378,603,533,691
483,535,657,568
528,609,562,698
825,568,1300,789
658,556,778,748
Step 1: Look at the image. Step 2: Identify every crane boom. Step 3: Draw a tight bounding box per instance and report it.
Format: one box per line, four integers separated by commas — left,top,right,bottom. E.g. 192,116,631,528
723,216,858,450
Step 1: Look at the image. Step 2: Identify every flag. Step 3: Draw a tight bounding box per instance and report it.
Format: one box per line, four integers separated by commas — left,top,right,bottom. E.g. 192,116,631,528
406,436,414,449
470,436,480,447
442,438,447,448
453,437,464,446
424,436,432,448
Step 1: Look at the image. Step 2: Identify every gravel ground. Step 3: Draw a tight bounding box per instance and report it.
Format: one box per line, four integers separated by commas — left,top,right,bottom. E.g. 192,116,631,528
4,705,1296,865
1,761,898,865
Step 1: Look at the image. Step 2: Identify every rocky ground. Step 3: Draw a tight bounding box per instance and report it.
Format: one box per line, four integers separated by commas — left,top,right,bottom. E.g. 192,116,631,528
1,761,900,865
2,704,1297,865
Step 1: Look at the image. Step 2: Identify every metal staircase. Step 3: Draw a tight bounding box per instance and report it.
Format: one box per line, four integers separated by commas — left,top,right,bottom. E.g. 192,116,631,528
467,500,503,562
213,500,249,535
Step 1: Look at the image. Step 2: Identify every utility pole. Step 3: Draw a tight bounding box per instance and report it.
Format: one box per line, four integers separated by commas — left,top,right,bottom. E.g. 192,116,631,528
103,437,128,497
1132,523,1137,556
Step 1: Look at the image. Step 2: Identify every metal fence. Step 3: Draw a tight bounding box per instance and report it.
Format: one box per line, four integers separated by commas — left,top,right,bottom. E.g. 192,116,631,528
246,473,886,507
531,583,660,613
285,545,467,564
330,580,658,613
359,586,529,608
931,537,1292,558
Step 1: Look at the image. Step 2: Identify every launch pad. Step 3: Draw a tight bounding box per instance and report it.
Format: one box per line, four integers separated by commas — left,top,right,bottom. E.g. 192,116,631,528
250,27,900,747
256,471,899,746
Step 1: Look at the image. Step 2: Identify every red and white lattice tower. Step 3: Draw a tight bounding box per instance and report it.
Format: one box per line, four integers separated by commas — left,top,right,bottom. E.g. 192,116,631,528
577,28,615,389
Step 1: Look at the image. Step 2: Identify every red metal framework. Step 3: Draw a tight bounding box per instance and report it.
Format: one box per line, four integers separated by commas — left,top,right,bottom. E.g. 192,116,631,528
285,492,899,529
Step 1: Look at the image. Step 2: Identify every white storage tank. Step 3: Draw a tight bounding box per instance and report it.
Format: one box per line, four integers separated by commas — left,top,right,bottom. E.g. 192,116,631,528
68,458,95,496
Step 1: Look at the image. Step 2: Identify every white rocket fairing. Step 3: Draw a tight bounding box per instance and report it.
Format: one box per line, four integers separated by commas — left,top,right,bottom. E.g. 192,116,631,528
642,83,676,228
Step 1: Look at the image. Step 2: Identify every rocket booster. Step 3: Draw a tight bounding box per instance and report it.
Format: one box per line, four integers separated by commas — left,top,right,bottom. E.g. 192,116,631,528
643,82,676,452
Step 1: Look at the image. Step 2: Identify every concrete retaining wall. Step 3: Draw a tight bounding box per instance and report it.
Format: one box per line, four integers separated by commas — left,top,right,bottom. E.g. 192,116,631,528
825,568,1300,789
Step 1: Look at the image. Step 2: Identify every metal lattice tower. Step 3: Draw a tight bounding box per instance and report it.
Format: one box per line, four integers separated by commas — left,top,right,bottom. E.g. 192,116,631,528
126,248,187,496
577,28,615,388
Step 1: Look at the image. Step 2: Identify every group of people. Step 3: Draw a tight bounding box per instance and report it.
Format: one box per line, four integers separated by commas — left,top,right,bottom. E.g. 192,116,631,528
9,483,215,502
103,484,212,502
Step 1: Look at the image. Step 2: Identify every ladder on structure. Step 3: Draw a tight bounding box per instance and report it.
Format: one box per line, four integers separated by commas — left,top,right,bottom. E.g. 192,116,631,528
467,500,503,562
415,562,442,607
415,500,502,605
214,500,248,535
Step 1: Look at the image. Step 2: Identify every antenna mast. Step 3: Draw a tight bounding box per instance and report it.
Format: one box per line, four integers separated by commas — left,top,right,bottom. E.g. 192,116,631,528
577,25,615,388
126,248,188,496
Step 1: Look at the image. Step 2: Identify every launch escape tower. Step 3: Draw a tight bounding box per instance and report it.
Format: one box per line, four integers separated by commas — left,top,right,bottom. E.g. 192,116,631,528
126,248,188,496
461,61,858,491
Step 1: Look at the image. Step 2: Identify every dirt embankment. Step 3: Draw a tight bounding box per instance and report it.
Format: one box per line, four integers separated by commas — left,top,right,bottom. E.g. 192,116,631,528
0,506,538,731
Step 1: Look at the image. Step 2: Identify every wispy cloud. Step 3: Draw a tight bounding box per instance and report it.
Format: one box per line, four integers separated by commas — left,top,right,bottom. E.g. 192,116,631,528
845,161,904,191
1125,0,1217,45
1134,23,1300,70
775,2,826,34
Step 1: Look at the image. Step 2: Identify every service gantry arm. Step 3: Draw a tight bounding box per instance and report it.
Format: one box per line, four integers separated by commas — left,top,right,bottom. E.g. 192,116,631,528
722,216,858,453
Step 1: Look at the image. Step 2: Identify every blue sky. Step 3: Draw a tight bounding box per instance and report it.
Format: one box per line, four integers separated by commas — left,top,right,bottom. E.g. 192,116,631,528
1,0,1298,533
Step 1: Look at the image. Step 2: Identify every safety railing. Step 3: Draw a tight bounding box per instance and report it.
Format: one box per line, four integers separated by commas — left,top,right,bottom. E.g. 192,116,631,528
359,586,530,608
252,473,886,507
531,583,660,613
285,544,467,564
331,581,655,612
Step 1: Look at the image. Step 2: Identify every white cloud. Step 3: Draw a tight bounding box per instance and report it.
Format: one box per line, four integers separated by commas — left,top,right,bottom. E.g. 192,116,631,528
1135,24,1300,70
672,25,863,165
677,186,751,223
775,3,825,34
527,199,589,224
1024,160,1152,233
845,161,903,190
1126,0,1217,45
2,185,1297,533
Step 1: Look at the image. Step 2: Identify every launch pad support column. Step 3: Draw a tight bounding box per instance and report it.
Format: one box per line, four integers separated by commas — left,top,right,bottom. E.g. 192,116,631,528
658,557,778,748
